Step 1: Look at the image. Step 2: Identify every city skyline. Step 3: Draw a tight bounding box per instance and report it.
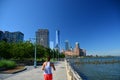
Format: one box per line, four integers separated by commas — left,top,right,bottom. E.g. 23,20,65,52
0,0,120,56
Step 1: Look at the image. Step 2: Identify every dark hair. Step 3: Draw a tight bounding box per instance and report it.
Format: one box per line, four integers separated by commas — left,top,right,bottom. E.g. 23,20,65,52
47,56,51,61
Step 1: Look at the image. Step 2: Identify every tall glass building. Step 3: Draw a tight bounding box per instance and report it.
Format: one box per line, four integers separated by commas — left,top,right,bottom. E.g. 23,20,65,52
0,30,24,43
0,30,4,40
4,31,24,43
11,32,24,42
36,29,49,48
55,30,60,52
65,40,70,51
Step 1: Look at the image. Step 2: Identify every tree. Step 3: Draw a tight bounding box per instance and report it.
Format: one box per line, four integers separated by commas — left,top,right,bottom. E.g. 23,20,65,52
0,41,11,59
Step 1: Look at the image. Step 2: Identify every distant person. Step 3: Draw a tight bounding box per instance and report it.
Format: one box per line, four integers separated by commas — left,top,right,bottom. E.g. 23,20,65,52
42,56,56,80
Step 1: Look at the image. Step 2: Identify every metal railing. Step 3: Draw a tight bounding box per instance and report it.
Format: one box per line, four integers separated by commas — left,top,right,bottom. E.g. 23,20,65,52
65,59,82,80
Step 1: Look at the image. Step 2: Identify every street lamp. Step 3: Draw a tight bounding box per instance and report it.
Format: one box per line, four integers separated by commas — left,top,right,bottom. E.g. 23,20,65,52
29,38,37,68
34,40,37,68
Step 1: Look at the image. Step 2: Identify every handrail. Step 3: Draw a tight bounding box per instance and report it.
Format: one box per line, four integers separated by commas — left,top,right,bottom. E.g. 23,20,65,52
65,59,82,80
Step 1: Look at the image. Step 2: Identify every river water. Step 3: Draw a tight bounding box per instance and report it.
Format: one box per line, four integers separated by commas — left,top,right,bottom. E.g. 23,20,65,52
69,56,120,80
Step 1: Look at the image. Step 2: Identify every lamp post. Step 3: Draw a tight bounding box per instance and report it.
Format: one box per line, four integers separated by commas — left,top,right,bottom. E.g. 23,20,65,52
29,38,37,68
34,40,37,68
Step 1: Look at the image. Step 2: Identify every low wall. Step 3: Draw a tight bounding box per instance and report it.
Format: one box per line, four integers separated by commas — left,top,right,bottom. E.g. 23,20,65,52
65,59,82,80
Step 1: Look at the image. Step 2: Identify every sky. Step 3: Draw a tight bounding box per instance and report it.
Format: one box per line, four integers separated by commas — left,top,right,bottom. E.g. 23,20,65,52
0,0,120,56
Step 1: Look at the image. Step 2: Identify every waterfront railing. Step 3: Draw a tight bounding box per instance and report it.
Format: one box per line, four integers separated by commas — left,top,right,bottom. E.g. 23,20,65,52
65,59,82,80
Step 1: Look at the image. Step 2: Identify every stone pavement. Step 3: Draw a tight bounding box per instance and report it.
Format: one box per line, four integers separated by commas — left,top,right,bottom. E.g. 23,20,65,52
3,61,67,80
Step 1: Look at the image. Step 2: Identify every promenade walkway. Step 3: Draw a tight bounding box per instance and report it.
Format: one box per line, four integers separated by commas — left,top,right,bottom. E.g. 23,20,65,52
4,61,67,80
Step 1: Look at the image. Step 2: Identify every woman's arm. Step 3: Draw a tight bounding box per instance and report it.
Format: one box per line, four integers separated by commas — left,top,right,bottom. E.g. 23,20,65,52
41,62,45,70
51,63,56,71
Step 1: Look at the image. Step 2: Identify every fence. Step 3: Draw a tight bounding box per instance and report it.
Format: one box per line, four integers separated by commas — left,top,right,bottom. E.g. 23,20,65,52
65,59,82,80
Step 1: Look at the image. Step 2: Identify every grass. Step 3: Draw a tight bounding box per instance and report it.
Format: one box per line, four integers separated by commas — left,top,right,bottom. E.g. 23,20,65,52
0,60,26,74
0,60,17,69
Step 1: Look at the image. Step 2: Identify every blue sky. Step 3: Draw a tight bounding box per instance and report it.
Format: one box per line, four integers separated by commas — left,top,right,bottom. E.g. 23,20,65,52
0,0,120,56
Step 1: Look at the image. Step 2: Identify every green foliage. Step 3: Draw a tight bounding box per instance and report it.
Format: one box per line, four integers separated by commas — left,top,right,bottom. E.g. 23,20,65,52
0,41,11,59
0,60,17,69
0,41,64,60
59,53,65,58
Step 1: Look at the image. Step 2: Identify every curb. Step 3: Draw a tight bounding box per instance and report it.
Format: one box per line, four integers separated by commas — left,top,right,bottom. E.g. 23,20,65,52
12,67,27,74
0,67,27,74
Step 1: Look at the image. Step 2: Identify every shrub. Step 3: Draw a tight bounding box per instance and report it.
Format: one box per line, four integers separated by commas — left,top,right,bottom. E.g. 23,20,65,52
0,60,17,69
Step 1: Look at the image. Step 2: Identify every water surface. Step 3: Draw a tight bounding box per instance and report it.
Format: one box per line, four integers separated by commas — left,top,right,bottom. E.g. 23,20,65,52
69,57,120,80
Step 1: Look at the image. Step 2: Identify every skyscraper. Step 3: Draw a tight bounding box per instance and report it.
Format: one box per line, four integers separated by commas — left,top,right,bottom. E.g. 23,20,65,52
11,32,24,42
65,40,70,51
36,29,49,47
11,31,24,42
0,30,4,40
55,30,60,51
3,31,24,43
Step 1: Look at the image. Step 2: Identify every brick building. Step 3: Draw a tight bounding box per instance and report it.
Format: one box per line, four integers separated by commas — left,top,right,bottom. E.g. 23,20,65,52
63,42,86,56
